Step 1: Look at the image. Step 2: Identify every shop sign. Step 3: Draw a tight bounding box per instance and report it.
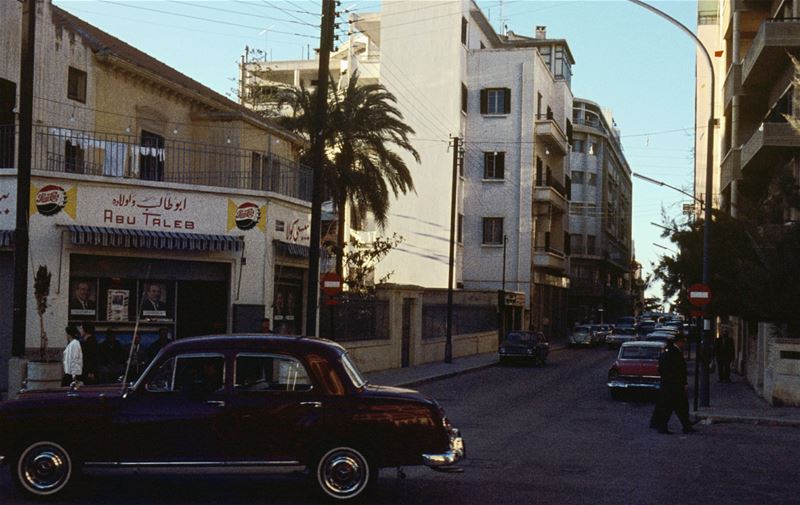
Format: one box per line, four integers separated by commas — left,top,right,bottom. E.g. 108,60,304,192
0,181,13,229
504,291,526,307
99,191,195,230
228,199,266,231
30,184,77,218
285,218,310,243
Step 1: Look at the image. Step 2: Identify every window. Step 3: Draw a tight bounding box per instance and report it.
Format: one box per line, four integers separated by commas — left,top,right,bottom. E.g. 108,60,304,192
570,234,583,254
571,170,584,184
139,130,165,181
538,46,551,68
64,140,85,174
235,354,312,392
457,213,464,243
587,235,597,255
572,139,584,153
587,172,598,186
554,46,572,85
461,83,468,113
146,354,225,393
461,17,468,45
535,157,543,185
589,142,598,156
67,67,86,103
537,93,543,116
482,217,503,245
480,41,486,49
275,220,285,232
483,151,505,179
480,88,510,115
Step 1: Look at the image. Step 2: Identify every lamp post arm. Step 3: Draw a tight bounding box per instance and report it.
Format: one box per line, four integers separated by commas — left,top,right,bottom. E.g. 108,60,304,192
633,172,702,206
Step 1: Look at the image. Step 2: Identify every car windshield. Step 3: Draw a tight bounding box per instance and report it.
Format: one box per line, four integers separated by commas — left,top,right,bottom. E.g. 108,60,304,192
341,352,367,389
506,332,534,344
621,346,662,360
574,327,590,334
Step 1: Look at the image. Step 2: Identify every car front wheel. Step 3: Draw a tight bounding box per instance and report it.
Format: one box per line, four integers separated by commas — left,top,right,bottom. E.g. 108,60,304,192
13,440,74,498
316,446,375,500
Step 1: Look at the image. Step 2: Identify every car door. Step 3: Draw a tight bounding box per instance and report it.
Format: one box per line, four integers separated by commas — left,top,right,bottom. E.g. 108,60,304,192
225,353,325,464
114,352,229,463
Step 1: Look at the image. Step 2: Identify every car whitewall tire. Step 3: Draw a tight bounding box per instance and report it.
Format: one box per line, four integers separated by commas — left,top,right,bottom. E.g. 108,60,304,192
316,446,373,500
14,441,73,497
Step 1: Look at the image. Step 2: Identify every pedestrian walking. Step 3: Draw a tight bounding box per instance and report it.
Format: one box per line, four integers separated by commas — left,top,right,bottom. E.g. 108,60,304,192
650,336,696,434
99,329,126,383
61,325,83,387
716,329,735,383
80,323,99,384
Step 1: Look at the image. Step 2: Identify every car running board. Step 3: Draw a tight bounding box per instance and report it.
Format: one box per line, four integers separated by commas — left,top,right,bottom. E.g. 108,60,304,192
431,465,464,473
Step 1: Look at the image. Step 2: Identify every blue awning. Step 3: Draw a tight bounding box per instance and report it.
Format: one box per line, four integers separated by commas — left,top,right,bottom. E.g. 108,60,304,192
274,240,309,258
63,225,243,252
0,229,12,248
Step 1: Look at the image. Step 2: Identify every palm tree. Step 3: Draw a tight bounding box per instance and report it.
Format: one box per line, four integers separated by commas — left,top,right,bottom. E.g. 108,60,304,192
277,72,420,274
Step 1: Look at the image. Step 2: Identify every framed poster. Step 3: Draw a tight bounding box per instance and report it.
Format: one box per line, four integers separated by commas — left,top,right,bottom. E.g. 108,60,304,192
106,289,130,321
69,278,97,320
141,282,170,319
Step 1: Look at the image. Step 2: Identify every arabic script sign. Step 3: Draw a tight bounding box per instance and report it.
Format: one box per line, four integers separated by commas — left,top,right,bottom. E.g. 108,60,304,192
104,192,194,230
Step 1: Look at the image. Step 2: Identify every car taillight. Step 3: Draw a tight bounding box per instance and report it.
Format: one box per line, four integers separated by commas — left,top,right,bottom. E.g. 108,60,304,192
608,367,619,380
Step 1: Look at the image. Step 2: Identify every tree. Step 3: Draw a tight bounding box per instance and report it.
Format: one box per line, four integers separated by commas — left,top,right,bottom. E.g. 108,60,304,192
276,72,420,274
343,233,404,296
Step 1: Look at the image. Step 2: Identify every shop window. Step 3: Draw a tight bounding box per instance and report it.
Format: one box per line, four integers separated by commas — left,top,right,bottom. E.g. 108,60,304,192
235,354,312,392
139,130,165,181
67,67,86,103
480,88,510,115
483,151,505,179
482,217,503,245
64,140,85,174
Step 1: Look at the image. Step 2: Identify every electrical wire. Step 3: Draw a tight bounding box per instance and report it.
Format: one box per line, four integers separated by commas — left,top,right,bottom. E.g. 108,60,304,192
169,0,319,27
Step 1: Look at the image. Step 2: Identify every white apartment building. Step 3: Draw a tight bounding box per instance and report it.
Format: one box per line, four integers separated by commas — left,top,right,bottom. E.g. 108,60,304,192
240,0,575,335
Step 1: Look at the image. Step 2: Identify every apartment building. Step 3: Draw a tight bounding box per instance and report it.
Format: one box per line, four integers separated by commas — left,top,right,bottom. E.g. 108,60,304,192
240,0,577,336
1,1,312,390
569,99,633,324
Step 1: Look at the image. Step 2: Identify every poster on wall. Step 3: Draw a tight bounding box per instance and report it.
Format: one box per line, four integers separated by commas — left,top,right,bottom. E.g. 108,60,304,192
69,278,97,320
140,282,170,319
106,289,130,322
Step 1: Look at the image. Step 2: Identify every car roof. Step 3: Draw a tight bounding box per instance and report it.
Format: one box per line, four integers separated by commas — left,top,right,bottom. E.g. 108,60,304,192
621,341,666,348
163,334,347,356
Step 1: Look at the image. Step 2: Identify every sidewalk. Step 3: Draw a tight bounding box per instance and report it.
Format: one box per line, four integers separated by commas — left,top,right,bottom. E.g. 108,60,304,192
365,345,800,428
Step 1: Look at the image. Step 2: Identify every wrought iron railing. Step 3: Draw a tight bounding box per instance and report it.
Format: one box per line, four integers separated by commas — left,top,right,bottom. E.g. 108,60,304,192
2,125,312,202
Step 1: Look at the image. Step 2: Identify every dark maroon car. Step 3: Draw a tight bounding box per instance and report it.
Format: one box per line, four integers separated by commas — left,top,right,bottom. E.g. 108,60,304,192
0,335,464,500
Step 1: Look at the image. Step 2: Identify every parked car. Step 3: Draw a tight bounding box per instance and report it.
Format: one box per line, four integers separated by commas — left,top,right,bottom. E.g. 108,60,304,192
606,328,637,349
591,325,612,345
607,341,666,399
498,331,549,365
568,325,594,347
636,320,656,338
614,316,636,332
0,335,465,500
644,331,685,351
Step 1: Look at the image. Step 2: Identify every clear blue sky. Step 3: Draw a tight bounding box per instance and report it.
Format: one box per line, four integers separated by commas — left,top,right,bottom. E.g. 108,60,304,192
55,0,699,305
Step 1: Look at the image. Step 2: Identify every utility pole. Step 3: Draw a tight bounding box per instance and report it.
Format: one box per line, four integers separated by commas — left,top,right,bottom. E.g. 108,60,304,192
445,136,461,364
12,0,37,358
305,0,337,337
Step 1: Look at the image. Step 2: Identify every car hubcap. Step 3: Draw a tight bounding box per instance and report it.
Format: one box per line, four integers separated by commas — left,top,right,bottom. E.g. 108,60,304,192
319,449,368,498
20,443,71,494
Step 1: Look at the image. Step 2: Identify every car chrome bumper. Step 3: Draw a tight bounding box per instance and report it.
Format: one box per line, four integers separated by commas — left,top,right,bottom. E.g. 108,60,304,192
607,380,660,389
422,427,465,471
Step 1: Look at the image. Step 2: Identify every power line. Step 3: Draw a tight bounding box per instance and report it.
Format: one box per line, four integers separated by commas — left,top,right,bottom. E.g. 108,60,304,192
169,0,319,27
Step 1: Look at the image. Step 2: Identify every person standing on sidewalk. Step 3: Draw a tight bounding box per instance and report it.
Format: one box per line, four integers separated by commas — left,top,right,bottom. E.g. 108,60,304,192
61,325,83,387
716,330,735,383
651,336,696,434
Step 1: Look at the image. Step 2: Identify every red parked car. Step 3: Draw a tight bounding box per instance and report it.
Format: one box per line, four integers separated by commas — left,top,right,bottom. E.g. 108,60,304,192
607,341,666,400
0,335,464,500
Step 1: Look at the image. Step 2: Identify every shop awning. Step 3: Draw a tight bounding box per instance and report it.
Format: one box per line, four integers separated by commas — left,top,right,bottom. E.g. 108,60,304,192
0,229,13,248
63,225,244,252
274,240,309,258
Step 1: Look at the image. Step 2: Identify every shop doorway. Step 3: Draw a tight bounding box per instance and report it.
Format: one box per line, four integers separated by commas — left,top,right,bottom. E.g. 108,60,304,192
273,266,304,335
0,78,16,168
176,280,228,339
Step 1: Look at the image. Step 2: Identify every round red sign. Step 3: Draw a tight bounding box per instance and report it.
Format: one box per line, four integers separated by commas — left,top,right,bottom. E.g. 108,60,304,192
688,283,712,307
321,272,343,296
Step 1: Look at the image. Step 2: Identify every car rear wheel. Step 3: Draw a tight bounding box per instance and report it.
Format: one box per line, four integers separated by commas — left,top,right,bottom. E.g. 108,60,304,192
316,446,376,500
13,441,74,498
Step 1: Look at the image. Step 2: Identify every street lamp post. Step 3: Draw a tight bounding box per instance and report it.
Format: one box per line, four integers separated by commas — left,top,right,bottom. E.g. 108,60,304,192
626,0,715,407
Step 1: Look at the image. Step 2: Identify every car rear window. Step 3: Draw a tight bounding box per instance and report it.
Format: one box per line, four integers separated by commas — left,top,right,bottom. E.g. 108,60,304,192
506,332,534,344
341,352,367,389
234,354,312,392
621,346,662,360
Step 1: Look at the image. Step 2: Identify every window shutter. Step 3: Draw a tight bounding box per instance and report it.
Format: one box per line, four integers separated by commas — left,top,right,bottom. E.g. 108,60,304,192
480,89,488,114
503,88,511,114
497,153,505,179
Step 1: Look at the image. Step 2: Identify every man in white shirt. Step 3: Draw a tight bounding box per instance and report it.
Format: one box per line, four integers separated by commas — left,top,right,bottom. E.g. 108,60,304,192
62,325,83,387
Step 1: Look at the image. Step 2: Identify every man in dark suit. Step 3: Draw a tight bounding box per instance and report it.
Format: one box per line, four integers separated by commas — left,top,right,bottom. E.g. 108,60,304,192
69,280,96,319
650,336,697,435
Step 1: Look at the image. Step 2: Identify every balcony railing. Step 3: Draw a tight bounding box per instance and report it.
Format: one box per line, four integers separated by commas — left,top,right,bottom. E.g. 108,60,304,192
742,19,800,89
1,125,312,202
535,172,567,196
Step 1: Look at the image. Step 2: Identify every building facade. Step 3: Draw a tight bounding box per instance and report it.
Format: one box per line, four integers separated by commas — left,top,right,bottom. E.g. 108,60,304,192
569,99,633,325
1,1,312,391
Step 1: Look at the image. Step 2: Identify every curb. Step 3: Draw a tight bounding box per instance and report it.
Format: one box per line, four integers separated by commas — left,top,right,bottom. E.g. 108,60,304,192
696,413,800,428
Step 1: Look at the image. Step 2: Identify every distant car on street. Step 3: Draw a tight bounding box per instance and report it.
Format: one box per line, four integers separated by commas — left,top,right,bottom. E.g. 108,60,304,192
636,321,656,337
606,328,637,349
591,325,612,345
615,316,636,332
0,335,465,501
607,341,666,400
498,331,550,366
568,325,594,347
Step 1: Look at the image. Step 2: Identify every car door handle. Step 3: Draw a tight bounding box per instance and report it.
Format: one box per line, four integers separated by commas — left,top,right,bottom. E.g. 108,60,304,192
205,400,226,408
300,401,322,408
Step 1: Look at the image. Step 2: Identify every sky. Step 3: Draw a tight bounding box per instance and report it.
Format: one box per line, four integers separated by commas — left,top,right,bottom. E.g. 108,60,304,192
55,0,699,305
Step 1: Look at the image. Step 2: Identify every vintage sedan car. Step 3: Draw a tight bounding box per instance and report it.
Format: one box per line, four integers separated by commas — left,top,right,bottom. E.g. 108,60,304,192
605,328,637,349
0,335,464,500
607,341,666,399
568,325,594,347
498,331,549,365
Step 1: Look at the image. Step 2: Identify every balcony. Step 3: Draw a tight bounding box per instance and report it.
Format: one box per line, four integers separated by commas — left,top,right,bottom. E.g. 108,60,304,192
720,147,741,193
723,62,741,109
742,19,800,90
534,113,568,155
741,122,800,172
2,125,312,202
534,172,568,212
533,246,566,272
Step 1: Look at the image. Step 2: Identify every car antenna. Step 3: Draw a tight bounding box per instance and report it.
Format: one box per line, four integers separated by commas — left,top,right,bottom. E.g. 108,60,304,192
122,264,152,391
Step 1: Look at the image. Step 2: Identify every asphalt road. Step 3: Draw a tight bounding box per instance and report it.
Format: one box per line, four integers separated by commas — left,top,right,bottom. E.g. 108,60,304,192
2,347,798,505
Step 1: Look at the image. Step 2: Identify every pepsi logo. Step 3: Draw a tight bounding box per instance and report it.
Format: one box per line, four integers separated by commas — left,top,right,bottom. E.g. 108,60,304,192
35,185,67,216
235,202,260,230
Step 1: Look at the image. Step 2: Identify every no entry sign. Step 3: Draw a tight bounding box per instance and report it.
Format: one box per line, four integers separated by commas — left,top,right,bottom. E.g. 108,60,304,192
688,283,712,307
321,272,343,296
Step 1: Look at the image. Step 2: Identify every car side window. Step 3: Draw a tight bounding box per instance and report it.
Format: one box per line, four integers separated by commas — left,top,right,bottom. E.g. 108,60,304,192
146,354,225,393
235,354,312,392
